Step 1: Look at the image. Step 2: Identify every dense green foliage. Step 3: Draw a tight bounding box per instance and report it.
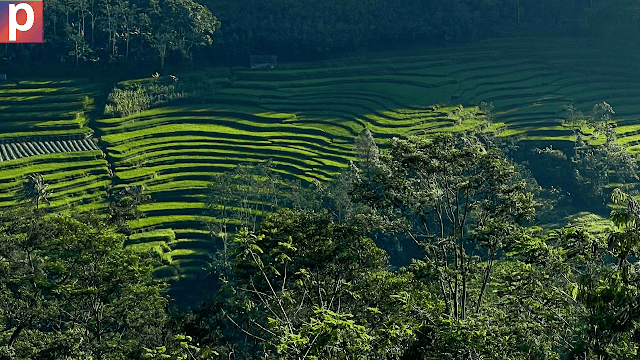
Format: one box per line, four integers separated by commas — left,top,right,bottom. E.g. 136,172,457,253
0,208,167,359
4,0,640,353
355,133,536,318
175,133,640,359
5,35,640,309
89,35,640,285
2,127,640,358
105,80,187,117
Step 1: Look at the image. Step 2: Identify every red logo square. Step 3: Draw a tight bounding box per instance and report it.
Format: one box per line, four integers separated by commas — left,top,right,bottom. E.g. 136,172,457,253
0,1,43,43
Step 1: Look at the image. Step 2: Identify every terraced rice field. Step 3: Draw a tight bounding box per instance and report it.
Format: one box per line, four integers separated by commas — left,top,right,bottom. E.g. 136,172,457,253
95,37,640,289
96,105,476,301
4,37,640,303
0,78,110,213
0,78,102,138
0,150,110,212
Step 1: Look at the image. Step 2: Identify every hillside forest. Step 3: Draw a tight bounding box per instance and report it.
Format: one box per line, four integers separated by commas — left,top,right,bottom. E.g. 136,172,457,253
4,0,640,359
3,0,640,69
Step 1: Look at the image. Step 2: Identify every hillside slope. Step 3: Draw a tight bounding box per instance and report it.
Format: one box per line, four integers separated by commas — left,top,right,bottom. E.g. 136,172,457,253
3,37,640,304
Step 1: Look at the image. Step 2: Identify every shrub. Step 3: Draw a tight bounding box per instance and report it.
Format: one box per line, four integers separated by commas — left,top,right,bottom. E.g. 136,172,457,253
104,81,186,118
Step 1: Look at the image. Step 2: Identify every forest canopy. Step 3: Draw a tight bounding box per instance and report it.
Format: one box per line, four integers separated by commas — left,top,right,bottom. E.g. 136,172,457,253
4,129,640,359
2,0,640,69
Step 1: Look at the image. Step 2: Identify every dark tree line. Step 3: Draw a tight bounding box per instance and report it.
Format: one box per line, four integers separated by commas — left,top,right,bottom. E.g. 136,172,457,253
198,0,640,64
3,0,640,69
0,0,219,69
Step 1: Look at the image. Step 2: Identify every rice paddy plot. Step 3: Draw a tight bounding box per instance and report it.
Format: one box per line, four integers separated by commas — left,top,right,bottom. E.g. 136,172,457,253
0,150,111,213
0,78,104,139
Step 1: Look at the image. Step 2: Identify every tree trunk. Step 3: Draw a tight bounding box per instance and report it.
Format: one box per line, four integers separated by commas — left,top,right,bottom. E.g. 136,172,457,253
159,45,166,68
90,0,95,49
460,240,466,320
439,278,451,315
8,325,24,347
91,15,95,49
476,251,495,313
454,242,459,319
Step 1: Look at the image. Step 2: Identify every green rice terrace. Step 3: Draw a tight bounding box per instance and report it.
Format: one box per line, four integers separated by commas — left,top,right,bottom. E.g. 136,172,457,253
0,78,110,215
3,37,640,301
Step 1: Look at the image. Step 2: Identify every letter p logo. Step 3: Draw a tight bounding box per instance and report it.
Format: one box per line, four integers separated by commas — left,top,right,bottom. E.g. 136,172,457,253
0,1,42,43
9,3,34,41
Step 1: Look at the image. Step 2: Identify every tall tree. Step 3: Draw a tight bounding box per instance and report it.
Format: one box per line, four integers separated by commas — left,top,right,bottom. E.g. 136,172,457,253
164,0,220,62
107,185,150,233
20,173,51,209
324,161,360,223
0,210,167,359
355,132,535,320
99,0,127,60
569,102,638,204
150,24,174,69
119,0,140,63
355,128,380,181
214,210,419,359
66,22,92,66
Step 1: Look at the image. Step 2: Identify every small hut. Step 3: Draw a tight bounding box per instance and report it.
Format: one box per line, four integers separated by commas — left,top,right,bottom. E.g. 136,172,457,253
0,74,6,81
250,55,277,69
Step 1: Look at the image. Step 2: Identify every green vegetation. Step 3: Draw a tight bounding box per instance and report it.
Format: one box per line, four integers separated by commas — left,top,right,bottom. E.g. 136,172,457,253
1,0,219,69
0,208,167,359
0,79,101,139
2,37,640,289
5,177,640,358
104,79,189,117
3,35,640,358
5,0,640,357
9,37,625,286
0,151,110,213
179,139,640,358
0,78,111,215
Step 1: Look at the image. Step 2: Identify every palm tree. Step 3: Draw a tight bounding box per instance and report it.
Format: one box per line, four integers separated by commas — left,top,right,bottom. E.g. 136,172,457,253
21,173,52,209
